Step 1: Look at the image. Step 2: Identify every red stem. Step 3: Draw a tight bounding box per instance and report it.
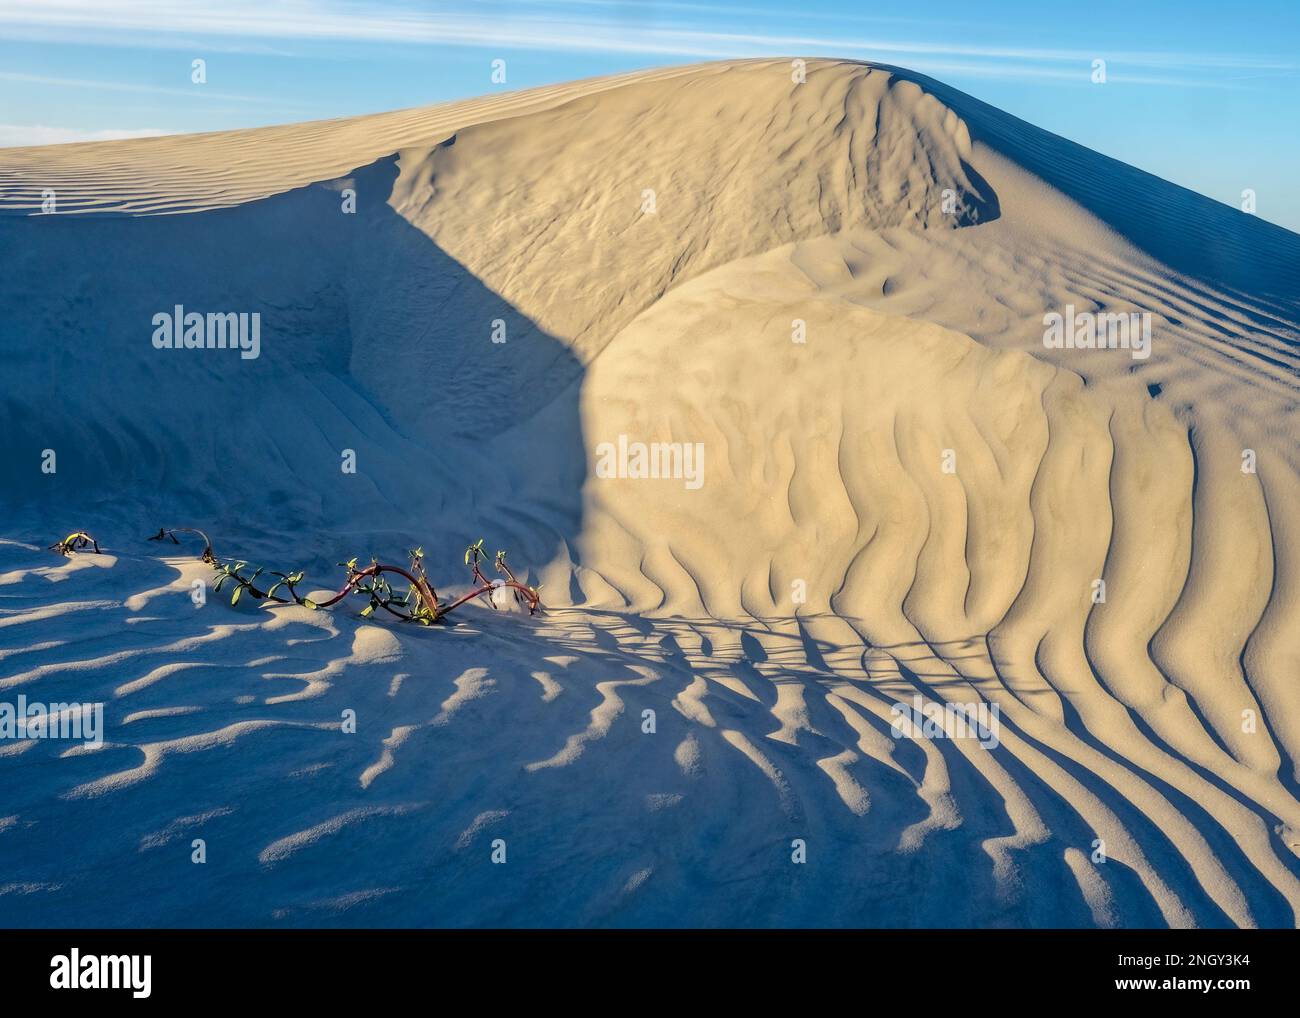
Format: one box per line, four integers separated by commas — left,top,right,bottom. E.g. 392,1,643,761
161,527,541,622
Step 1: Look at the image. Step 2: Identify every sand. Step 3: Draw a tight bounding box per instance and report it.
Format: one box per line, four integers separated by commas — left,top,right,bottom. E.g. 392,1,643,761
0,58,1298,927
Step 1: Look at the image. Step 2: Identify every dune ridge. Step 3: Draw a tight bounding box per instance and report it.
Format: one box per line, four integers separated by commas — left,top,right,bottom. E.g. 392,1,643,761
1,59,1298,927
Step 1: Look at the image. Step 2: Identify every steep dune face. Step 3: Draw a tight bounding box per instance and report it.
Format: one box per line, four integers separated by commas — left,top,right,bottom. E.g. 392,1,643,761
382,65,996,364
1,59,1299,927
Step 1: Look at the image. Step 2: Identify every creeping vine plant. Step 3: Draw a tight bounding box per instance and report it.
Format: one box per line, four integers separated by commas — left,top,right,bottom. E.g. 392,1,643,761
146,527,541,624
48,532,101,556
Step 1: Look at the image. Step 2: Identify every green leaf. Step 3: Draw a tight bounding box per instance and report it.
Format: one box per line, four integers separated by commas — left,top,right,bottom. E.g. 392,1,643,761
360,603,375,618
231,586,243,606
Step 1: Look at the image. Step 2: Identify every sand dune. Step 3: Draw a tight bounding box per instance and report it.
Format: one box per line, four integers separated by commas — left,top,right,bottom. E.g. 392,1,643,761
1,58,1298,927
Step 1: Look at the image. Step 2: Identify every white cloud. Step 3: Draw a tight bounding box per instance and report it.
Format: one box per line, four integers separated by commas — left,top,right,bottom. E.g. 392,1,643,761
0,124,169,147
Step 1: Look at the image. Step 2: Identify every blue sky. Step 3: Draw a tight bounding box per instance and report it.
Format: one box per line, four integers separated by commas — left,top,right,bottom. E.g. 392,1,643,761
2,0,1297,231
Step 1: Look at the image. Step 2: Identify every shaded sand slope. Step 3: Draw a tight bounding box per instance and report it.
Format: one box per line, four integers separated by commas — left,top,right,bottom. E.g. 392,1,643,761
1,59,1298,927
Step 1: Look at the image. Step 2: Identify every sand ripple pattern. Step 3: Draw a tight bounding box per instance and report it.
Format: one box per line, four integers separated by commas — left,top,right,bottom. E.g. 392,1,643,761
1,59,1298,927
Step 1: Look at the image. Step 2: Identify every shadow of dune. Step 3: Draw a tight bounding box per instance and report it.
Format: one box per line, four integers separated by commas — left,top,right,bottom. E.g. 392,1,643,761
0,151,586,575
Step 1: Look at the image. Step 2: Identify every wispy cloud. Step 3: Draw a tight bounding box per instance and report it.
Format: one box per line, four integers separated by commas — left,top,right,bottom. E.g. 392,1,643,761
0,70,283,103
0,123,168,147
0,0,1291,86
